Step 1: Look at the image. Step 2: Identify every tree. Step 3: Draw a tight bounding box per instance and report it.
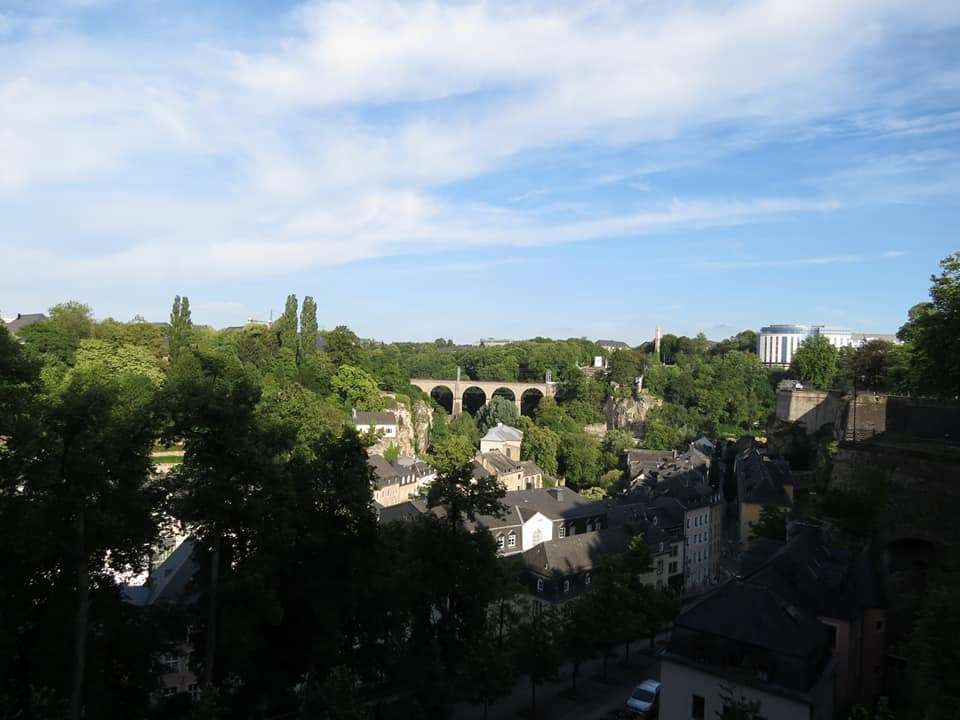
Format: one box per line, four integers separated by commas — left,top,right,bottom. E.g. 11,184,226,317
560,599,598,695
791,334,838,389
607,349,643,394
276,294,299,352
72,338,164,387
18,301,94,365
475,395,519,435
27,366,161,720
558,432,602,491
512,601,561,715
300,296,319,360
426,435,505,529
168,295,193,363
161,350,271,692
600,430,634,472
748,505,787,542
324,326,368,369
331,365,384,411
462,624,516,720
838,340,912,393
519,418,560,476
898,253,960,398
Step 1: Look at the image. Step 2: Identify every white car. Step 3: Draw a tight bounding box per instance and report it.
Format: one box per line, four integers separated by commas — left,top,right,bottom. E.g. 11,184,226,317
625,679,661,717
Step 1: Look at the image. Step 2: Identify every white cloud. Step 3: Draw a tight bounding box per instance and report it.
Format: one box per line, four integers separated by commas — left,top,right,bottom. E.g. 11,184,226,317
0,0,958,284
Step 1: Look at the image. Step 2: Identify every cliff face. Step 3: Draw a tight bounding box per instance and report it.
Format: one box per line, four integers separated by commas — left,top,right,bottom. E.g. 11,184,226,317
370,398,433,457
604,392,662,433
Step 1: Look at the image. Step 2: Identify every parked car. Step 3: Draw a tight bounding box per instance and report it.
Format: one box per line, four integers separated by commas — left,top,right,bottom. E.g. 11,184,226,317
624,679,661,717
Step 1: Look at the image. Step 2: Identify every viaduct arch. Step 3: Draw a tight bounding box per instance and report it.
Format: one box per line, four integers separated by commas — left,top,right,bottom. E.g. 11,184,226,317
411,368,556,417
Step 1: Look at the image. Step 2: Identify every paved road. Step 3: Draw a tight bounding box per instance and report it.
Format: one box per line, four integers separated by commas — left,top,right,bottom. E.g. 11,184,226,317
451,646,661,720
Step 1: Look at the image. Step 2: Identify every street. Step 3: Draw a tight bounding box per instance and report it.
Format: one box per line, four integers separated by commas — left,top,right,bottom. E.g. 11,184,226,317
451,646,661,720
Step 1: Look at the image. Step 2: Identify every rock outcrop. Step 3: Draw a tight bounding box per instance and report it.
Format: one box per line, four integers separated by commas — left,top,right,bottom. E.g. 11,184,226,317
370,398,433,457
604,392,662,434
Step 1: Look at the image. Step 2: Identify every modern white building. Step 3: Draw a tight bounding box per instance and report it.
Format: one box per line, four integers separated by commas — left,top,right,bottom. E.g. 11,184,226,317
757,324,854,367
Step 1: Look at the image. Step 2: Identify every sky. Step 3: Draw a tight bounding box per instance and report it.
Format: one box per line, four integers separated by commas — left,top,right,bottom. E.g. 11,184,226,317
1,0,959,344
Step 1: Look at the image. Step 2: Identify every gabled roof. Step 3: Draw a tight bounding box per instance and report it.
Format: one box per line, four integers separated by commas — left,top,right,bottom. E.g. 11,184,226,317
673,580,830,658
354,410,397,426
3,313,48,334
467,487,603,531
377,499,429,524
596,339,630,348
481,423,524,443
122,537,198,607
738,448,793,507
523,526,634,576
478,450,522,475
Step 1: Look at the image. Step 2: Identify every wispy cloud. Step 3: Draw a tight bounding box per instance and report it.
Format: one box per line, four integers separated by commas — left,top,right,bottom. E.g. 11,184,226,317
0,0,957,292
701,251,909,271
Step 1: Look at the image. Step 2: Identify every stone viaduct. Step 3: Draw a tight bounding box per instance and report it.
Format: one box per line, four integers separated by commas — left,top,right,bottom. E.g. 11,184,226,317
410,368,556,416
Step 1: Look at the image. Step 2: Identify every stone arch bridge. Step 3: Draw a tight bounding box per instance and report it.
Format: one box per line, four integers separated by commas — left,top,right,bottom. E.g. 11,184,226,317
410,371,556,416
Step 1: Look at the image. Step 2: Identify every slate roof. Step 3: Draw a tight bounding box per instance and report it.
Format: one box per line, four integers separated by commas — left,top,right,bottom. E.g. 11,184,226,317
743,526,885,620
467,487,604,532
3,313,47,334
522,526,634,576
480,450,521,473
672,580,830,658
520,460,543,477
123,537,198,607
354,410,397,426
597,340,630,348
481,423,523,443
377,499,430,524
738,448,793,507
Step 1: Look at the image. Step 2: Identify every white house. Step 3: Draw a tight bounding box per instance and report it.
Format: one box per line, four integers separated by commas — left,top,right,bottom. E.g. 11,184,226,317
480,422,523,460
353,409,398,438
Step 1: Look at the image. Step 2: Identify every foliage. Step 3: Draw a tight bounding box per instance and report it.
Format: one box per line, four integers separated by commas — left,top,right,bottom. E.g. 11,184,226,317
331,365,385,411
18,301,94,365
300,296,319,359
169,295,193,363
836,340,913,394
748,506,787,542
817,468,889,541
518,417,560,476
512,601,561,714
791,334,838,389
558,432,602,491
72,338,165,387
600,430,634,472
475,395,520,435
323,326,368,369
607,349,644,394
898,252,960,398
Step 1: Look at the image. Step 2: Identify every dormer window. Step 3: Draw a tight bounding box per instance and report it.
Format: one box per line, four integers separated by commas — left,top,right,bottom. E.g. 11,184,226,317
585,572,591,586
536,578,544,593
563,580,570,593
507,533,517,549
497,535,505,551
559,526,566,538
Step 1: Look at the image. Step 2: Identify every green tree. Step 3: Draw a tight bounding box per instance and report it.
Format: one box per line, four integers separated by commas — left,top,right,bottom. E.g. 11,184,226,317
276,294,299,351
475,395,520,435
607,349,643,395
168,295,193,363
462,624,516,720
560,598,598,695
331,365,385,411
426,435,504,529
601,430,635,472
512,601,561,715
72,338,164,387
300,296,319,360
18,301,94,365
558,432,602,491
518,417,560,476
898,253,960,398
26,366,161,720
791,334,838,389
324,326,368,369
748,505,787,542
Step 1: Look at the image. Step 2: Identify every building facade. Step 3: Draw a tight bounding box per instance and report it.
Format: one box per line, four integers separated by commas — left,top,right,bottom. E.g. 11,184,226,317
479,423,523,460
757,324,854,367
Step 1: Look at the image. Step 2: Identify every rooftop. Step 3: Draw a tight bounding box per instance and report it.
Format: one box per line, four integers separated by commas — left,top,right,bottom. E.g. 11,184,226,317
2,312,48,334
353,410,397,426
481,422,524,443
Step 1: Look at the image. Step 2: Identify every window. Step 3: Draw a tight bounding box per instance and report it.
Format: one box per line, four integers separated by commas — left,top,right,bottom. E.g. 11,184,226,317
536,578,544,593
533,528,543,544
586,521,593,532
687,518,691,529
559,525,566,538
669,561,678,574
585,572,591,586
507,533,516,549
656,559,663,575
670,545,678,557
563,580,570,593
497,535,505,551
692,694,705,719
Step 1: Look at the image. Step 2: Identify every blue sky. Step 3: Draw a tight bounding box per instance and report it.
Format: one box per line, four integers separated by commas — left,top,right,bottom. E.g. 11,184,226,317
1,0,959,344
